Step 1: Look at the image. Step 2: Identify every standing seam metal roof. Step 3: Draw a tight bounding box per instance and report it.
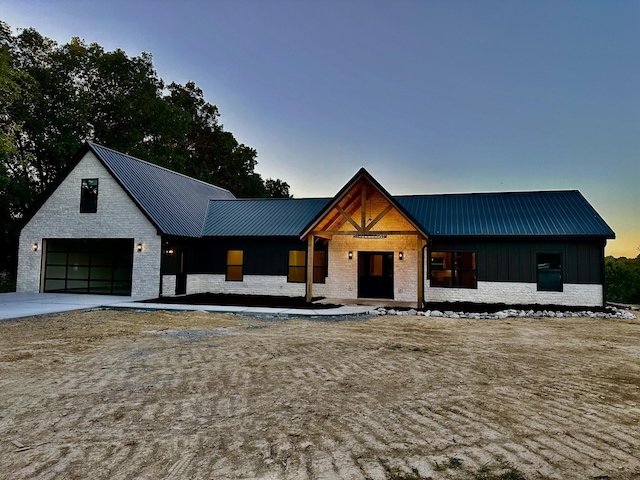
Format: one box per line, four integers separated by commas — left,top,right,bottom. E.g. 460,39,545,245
202,198,331,237
395,191,615,237
201,190,614,238
89,143,235,237
83,146,614,239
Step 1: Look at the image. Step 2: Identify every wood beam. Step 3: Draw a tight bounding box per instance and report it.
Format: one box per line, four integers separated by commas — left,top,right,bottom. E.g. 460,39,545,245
417,237,426,309
326,193,363,231
364,204,393,232
361,181,367,231
314,230,421,236
306,235,314,302
336,205,362,232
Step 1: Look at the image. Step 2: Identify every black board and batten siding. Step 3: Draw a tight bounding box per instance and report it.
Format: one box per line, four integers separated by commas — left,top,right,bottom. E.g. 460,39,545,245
429,237,605,285
161,237,326,277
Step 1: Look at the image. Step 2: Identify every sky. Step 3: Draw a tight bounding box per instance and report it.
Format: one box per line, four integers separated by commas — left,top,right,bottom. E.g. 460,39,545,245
2,0,639,257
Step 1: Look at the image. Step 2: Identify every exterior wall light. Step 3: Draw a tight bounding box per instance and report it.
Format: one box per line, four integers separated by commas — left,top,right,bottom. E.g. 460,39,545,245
136,243,143,252
32,243,39,252
348,251,353,260
399,252,404,260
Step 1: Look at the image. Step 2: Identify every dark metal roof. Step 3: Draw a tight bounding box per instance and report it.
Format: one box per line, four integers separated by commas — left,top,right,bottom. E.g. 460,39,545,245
396,190,615,238
76,147,614,239
89,143,235,237
203,190,614,239
202,198,330,237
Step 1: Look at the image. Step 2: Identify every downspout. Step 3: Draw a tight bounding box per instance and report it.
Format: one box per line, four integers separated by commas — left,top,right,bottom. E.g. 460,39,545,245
422,242,428,309
601,239,607,308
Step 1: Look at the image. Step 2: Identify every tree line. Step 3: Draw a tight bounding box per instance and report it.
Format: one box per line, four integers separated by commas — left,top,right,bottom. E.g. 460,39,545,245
605,252,640,305
0,21,291,279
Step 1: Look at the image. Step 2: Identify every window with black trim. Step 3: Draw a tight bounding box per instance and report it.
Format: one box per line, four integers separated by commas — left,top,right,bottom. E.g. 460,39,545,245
313,250,326,283
537,253,562,291
288,250,306,283
226,250,243,281
80,178,99,213
430,251,477,288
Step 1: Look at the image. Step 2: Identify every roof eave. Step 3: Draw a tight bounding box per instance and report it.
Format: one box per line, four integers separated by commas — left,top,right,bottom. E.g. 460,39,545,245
428,233,616,240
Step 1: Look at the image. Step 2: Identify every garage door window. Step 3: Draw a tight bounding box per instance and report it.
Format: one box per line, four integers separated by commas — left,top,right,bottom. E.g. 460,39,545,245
44,239,133,295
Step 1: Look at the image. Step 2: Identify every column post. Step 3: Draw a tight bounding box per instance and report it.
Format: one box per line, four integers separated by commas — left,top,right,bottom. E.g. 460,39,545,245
306,235,314,302
417,237,426,309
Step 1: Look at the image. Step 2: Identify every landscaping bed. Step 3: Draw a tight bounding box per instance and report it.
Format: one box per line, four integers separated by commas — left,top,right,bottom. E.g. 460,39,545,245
140,292,341,309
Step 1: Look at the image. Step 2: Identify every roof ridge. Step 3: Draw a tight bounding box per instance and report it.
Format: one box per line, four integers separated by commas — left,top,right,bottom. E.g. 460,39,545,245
207,196,331,202
88,142,234,196
396,189,580,198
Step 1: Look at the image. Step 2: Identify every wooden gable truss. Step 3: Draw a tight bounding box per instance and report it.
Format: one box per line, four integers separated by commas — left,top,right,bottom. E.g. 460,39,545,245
301,168,429,305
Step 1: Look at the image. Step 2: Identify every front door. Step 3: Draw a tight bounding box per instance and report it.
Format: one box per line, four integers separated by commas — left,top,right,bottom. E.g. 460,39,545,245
358,252,394,299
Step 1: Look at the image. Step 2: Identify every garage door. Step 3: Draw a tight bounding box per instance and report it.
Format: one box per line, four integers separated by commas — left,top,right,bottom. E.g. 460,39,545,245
44,239,133,295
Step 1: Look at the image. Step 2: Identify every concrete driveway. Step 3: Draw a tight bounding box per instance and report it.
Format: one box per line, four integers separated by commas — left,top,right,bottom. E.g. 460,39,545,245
0,292,152,321
0,292,375,321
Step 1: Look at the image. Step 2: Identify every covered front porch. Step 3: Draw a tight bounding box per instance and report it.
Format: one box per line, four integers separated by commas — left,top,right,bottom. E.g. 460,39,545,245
301,169,428,308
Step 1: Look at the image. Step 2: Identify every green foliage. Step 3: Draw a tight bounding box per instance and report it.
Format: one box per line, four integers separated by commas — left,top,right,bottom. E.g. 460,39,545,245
0,271,15,293
605,254,640,305
0,21,291,274
265,178,292,198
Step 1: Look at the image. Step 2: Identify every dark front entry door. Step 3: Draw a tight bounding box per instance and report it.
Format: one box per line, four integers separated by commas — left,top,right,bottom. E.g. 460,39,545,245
175,250,187,295
358,252,394,299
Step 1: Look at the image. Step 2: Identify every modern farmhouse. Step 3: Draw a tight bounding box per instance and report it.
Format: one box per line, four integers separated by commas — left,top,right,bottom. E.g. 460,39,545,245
17,143,615,307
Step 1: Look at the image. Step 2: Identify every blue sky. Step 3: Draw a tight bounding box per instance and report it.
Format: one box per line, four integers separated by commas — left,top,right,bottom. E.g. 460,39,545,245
2,0,638,256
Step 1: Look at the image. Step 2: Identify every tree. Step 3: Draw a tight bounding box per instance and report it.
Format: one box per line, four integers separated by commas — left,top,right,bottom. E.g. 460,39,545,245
265,178,292,198
605,256,640,305
164,81,268,197
3,22,289,199
0,21,292,280
0,23,40,278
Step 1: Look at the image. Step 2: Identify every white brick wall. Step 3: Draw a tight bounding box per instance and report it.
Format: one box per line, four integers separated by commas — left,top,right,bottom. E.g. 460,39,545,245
161,275,177,296
425,280,604,307
17,151,162,297
185,274,306,297
312,235,421,302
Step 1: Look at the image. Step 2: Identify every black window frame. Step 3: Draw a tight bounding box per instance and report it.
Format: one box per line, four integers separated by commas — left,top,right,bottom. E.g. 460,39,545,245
287,250,306,283
536,252,563,292
226,250,243,282
312,250,327,284
429,251,477,289
80,178,99,213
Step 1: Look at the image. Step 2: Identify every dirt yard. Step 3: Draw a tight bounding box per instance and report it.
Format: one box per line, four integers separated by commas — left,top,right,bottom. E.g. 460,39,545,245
1,309,639,480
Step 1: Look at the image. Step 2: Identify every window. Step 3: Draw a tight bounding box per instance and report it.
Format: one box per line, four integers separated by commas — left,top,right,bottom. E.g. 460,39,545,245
80,179,99,213
430,252,477,288
537,253,562,291
288,250,306,283
313,250,326,283
226,250,243,281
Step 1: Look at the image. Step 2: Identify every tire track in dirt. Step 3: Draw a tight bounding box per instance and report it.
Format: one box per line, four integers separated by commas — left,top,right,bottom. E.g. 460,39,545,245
1,312,640,479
